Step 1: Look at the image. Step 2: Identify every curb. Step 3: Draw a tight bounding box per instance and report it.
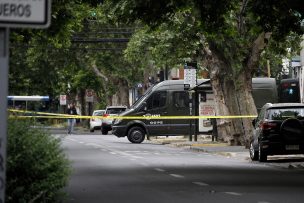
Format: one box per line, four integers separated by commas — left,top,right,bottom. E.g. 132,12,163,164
149,139,250,160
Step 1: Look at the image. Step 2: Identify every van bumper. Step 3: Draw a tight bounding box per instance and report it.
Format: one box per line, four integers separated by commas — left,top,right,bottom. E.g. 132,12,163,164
112,125,127,137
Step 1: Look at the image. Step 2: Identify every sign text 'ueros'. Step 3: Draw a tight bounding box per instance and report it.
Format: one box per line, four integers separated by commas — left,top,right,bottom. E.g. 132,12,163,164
0,0,51,28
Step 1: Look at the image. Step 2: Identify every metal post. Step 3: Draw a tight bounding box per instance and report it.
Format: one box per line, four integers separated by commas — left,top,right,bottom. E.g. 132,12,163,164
267,60,271,77
194,89,198,142
0,27,10,203
189,91,193,141
88,102,92,128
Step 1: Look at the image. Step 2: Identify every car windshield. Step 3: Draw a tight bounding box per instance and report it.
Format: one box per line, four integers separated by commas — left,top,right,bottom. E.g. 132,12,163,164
106,108,126,114
131,85,154,109
267,108,304,120
93,111,104,116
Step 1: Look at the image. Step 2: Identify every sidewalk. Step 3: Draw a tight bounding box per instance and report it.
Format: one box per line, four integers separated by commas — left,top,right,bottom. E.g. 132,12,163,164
148,135,250,161
148,135,304,169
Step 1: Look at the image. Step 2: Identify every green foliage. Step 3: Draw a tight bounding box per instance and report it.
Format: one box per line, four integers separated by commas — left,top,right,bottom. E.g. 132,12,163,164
73,69,102,90
105,0,303,79
124,9,204,70
9,1,113,106
6,119,71,203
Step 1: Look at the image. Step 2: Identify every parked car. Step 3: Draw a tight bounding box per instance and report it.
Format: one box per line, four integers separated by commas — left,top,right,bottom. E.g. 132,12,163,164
89,110,105,132
101,106,127,135
250,103,304,162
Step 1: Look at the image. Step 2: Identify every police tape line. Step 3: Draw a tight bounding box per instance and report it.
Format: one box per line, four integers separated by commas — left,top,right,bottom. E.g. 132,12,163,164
8,109,257,119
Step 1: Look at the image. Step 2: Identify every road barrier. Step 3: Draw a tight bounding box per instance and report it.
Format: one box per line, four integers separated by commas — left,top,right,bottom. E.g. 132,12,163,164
8,109,257,119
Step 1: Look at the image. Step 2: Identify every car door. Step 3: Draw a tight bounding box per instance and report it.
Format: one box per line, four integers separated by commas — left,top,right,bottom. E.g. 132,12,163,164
253,107,266,146
168,91,190,135
145,91,169,136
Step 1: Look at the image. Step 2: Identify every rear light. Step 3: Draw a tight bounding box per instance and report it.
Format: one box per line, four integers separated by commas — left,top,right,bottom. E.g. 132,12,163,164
282,83,289,88
260,121,277,130
103,114,109,117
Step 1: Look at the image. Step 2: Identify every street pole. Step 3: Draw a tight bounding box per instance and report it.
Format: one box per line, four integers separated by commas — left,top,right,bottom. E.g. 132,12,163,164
0,27,9,203
194,90,198,142
267,59,271,77
189,91,193,141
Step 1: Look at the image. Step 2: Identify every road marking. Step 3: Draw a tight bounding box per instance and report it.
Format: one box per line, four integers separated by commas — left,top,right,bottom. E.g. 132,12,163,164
66,138,77,142
170,174,184,178
224,192,242,196
87,143,103,147
110,152,117,155
154,168,165,172
192,181,209,186
79,141,84,144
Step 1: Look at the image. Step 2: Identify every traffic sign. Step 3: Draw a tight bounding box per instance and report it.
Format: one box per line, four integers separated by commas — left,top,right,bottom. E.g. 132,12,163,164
60,95,67,106
0,0,51,28
85,89,94,103
184,62,197,90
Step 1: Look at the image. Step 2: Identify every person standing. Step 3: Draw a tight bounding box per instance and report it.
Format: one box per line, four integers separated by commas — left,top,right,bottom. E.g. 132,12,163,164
66,103,78,134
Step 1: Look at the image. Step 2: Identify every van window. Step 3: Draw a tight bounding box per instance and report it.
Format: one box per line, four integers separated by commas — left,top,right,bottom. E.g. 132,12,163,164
173,92,189,108
147,91,167,109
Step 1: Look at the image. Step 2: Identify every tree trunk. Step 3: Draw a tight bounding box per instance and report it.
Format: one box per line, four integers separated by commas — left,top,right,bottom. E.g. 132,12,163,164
112,78,130,107
203,32,269,146
236,32,269,147
204,44,244,145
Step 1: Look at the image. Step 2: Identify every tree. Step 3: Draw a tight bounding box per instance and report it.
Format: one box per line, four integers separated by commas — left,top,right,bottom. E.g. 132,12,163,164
9,1,135,112
104,0,304,146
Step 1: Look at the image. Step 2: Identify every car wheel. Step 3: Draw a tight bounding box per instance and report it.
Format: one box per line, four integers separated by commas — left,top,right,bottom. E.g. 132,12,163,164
249,142,258,161
127,126,145,144
101,127,108,135
258,143,267,162
90,128,94,132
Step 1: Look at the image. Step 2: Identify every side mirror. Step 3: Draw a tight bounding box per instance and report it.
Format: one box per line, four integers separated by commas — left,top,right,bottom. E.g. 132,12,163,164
252,118,256,126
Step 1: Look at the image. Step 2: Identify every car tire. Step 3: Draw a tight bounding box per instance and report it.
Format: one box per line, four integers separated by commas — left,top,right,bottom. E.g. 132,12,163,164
249,142,258,161
101,127,108,135
127,126,145,144
258,143,267,162
90,128,94,132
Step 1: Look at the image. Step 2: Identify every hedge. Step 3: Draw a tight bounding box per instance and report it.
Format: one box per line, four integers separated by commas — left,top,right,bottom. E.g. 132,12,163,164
6,119,71,202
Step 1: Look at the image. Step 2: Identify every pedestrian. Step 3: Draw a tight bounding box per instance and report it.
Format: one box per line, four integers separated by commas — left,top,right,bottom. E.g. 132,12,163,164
66,103,78,134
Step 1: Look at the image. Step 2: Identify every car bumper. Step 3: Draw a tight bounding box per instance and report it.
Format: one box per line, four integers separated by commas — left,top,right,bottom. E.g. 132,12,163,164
112,125,127,137
90,121,102,129
102,122,112,131
260,140,304,155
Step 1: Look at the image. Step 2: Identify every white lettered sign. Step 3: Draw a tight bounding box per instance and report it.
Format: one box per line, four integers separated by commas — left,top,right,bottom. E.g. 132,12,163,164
0,0,51,28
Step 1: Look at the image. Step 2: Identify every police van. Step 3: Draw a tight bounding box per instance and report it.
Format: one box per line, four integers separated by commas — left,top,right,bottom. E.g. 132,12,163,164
112,78,277,143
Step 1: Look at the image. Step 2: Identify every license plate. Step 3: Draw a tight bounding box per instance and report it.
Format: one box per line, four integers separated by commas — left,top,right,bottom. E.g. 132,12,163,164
285,145,300,150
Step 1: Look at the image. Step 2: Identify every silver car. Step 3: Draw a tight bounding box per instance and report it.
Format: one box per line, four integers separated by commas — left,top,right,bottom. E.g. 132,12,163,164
101,106,127,135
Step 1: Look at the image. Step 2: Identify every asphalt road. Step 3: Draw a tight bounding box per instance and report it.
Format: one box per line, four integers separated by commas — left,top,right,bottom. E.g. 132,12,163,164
58,132,304,203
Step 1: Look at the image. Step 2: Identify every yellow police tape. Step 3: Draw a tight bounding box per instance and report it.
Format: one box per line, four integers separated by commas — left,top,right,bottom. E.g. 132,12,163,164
8,109,257,119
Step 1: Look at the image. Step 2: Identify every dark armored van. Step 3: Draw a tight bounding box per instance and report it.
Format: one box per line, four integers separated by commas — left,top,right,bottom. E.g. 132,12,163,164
112,79,212,143
112,78,278,144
